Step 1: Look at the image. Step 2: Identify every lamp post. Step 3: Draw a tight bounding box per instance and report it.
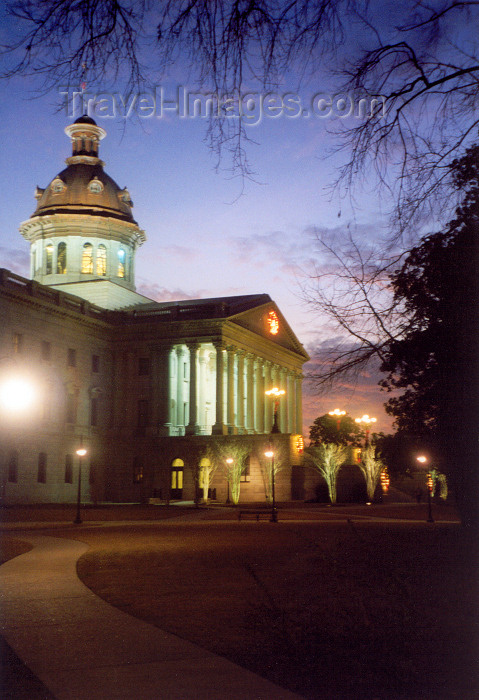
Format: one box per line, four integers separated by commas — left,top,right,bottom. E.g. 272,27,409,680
329,408,346,436
355,414,377,446
74,445,87,524
264,448,277,522
225,458,232,504
265,387,285,433
417,455,434,523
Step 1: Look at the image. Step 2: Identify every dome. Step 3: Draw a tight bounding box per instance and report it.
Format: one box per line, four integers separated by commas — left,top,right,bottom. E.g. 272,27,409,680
74,114,98,125
32,163,137,224
20,118,146,297
30,117,137,224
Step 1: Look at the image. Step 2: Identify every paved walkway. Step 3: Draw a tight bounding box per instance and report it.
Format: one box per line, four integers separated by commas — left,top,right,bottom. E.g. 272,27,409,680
0,533,303,700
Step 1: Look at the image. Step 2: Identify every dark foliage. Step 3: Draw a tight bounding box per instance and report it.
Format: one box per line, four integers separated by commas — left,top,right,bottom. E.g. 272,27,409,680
380,144,479,528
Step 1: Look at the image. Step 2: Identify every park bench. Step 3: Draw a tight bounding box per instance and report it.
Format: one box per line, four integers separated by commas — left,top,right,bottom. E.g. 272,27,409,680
238,509,273,521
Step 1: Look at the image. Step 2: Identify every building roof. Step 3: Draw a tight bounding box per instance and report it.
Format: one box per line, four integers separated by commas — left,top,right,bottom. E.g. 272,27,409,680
125,294,273,318
31,163,137,223
30,117,137,224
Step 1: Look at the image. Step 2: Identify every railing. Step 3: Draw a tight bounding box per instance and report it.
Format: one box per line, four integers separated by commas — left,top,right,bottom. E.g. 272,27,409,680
0,269,109,322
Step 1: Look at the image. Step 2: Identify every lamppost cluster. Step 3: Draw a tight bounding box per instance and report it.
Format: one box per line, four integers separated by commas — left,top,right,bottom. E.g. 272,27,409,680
265,387,285,433
329,408,346,433
354,414,377,445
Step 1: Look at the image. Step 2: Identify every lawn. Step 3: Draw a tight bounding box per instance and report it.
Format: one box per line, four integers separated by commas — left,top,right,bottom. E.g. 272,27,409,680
73,519,478,700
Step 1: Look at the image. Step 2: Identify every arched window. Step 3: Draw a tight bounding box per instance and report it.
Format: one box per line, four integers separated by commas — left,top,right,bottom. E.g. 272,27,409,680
117,249,126,278
45,244,53,275
81,243,93,274
96,244,107,276
65,455,73,484
57,242,67,274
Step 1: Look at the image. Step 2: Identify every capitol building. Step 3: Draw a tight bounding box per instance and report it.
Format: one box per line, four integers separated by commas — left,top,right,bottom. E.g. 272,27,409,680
0,116,311,504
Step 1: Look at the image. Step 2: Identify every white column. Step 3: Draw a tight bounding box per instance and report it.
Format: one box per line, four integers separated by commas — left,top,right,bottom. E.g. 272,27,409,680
245,353,255,433
287,371,295,433
254,358,264,433
186,342,199,435
212,342,226,434
236,350,245,433
198,348,207,430
176,346,185,429
295,371,303,435
263,361,273,432
279,368,288,433
227,346,236,433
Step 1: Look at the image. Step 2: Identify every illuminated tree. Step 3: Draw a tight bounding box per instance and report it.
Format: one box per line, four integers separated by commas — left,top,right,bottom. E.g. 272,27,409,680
211,438,250,505
198,446,219,504
305,443,347,505
256,439,288,503
358,445,384,502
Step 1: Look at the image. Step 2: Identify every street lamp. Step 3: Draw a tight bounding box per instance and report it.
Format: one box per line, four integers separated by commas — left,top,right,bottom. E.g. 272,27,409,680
74,445,87,524
329,408,346,434
355,414,377,445
0,375,36,414
265,387,285,433
417,455,434,523
225,458,233,504
264,449,278,522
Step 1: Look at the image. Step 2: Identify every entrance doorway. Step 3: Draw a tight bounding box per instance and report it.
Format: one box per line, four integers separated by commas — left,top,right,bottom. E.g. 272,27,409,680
171,458,184,499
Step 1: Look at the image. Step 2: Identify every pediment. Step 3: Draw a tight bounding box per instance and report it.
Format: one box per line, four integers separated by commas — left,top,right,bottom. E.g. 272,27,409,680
229,302,309,360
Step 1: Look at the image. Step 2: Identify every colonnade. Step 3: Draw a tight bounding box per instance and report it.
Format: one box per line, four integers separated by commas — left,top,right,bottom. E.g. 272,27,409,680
151,342,303,436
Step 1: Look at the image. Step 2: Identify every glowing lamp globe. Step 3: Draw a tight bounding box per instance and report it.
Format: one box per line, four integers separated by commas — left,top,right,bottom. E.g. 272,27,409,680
0,377,36,413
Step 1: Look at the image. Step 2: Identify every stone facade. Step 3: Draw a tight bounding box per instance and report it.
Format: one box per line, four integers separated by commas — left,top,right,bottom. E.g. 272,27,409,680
0,116,311,505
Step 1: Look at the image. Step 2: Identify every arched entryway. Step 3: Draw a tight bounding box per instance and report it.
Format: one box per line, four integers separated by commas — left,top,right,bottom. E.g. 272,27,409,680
171,458,184,499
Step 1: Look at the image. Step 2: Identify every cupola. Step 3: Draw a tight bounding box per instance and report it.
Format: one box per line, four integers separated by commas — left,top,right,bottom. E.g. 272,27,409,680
19,116,147,309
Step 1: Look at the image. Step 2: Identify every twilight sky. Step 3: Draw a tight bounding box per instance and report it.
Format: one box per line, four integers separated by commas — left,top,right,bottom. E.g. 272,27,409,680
0,15,399,435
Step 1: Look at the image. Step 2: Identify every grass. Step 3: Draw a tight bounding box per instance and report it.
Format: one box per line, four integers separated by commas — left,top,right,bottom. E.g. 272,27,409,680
72,518,478,700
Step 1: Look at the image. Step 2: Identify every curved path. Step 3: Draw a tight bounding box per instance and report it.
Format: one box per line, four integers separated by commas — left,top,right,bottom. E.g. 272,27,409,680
0,534,303,700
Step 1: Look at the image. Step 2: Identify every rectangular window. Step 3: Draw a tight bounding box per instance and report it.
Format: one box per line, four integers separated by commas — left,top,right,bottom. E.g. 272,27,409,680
41,340,51,361
90,397,98,426
138,357,150,376
37,453,47,483
91,354,100,373
12,333,23,355
67,348,76,367
66,394,76,424
137,399,149,429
